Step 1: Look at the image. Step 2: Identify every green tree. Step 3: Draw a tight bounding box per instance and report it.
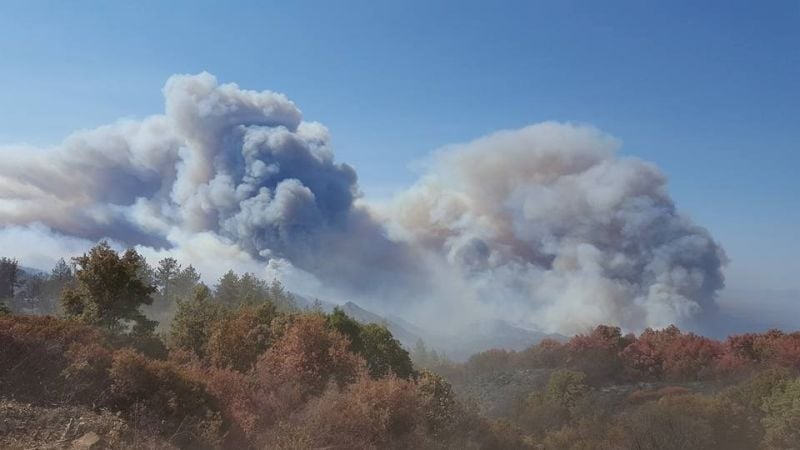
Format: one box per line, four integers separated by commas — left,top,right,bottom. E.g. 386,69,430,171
61,242,157,334
546,369,588,409
268,279,296,311
173,265,201,301
0,257,20,299
214,270,240,307
360,323,414,379
214,270,295,311
327,306,364,351
237,272,269,306
50,258,73,281
155,257,180,299
168,284,224,358
326,308,413,379
38,258,75,313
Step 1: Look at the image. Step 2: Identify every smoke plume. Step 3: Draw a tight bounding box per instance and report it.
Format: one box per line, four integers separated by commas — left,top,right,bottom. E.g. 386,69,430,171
0,73,725,334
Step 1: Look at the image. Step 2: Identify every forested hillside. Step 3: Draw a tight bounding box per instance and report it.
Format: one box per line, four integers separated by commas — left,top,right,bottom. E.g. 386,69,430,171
414,324,800,449
0,244,520,449
2,244,800,449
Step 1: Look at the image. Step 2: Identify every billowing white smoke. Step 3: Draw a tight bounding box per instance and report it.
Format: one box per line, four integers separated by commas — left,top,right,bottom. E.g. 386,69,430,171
385,123,725,332
0,73,725,334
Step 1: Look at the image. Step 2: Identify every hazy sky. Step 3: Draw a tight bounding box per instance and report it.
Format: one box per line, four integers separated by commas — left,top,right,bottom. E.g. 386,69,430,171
0,0,798,294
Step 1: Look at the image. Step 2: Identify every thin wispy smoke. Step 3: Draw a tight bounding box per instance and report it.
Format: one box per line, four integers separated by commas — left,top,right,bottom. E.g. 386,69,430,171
0,73,726,334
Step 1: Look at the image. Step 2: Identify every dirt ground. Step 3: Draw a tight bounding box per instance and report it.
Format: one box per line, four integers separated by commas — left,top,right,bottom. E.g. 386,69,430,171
0,399,175,450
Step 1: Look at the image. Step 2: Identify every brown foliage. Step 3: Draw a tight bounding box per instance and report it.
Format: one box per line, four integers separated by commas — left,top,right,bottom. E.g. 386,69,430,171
567,325,633,383
619,394,757,450
465,348,515,378
0,315,110,402
206,305,275,372
620,326,723,381
517,338,568,369
283,375,423,449
108,349,224,449
255,314,364,398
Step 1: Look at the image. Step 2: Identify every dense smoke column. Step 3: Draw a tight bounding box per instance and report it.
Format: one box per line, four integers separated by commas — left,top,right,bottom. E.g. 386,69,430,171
0,73,725,333
388,123,726,332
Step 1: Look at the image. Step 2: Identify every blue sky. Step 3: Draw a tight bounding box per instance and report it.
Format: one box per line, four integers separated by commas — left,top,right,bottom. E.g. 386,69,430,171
0,0,798,292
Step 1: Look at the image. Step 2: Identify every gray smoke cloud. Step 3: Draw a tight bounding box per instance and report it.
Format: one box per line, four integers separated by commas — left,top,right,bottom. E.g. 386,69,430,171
383,123,726,332
0,73,725,334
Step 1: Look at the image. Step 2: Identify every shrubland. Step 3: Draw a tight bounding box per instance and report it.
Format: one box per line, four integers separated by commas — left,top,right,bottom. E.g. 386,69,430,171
0,243,522,449
3,243,800,448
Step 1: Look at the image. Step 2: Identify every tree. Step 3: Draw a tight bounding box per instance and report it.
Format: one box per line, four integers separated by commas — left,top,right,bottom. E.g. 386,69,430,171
214,270,294,311
168,284,224,358
546,370,588,409
173,265,201,301
38,258,75,314
51,258,73,281
360,323,414,379
214,270,241,307
61,242,157,334
155,257,180,299
327,307,364,351
268,279,296,311
206,303,277,371
0,257,20,299
326,308,413,379
16,273,46,312
567,325,633,383
237,272,270,306
256,315,363,397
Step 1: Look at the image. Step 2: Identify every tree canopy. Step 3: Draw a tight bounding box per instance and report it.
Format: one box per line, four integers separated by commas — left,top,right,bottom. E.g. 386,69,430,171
61,242,156,334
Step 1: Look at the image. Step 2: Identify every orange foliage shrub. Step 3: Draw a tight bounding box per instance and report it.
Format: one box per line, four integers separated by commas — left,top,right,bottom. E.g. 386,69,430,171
620,325,723,381
661,333,722,380
279,375,423,449
517,338,568,369
206,305,275,372
202,367,261,447
567,325,633,383
255,314,364,398
0,315,111,402
108,349,224,449
464,348,515,378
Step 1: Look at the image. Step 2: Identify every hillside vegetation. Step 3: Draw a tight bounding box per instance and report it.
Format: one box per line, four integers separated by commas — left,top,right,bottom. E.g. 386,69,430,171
2,244,800,449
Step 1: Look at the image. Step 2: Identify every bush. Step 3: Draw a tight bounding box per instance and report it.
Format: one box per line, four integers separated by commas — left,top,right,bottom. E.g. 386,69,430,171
0,315,110,402
108,349,224,449
206,304,276,371
255,315,364,398
619,394,756,450
281,375,423,449
620,326,723,381
567,325,632,383
202,367,261,447
517,338,568,369
761,377,800,449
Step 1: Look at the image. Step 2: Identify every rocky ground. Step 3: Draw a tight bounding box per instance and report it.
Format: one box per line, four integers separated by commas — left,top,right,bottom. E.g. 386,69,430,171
0,400,174,450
